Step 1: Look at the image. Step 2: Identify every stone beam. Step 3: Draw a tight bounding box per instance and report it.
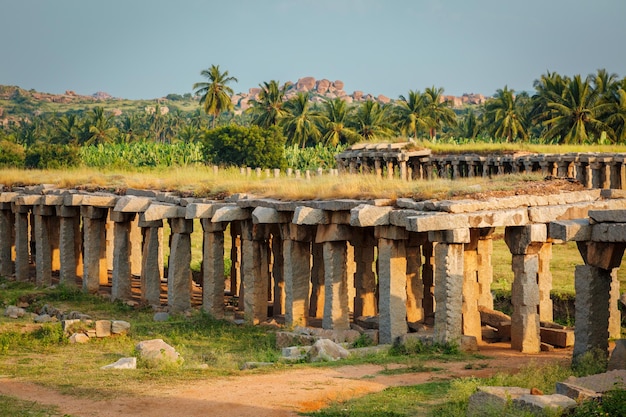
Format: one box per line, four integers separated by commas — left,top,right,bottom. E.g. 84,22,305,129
113,196,153,213
143,203,186,222
350,204,392,227
549,219,591,241
428,228,471,244
212,206,249,223
591,224,626,242
251,206,292,224
293,206,329,225
407,208,528,232
577,241,626,270
315,224,352,243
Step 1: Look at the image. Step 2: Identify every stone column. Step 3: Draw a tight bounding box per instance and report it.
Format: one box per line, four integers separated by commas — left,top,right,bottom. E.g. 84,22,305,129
399,160,408,181
422,241,436,319
241,220,270,324
139,216,163,306
374,158,382,179
309,242,325,318
377,226,408,344
505,225,545,353
463,229,482,342
281,224,314,327
130,216,142,277
0,203,14,277
351,228,377,318
12,203,31,282
110,211,135,301
406,232,426,323
430,229,468,345
57,206,81,287
201,219,226,318
33,205,54,287
167,217,193,312
609,269,621,339
229,221,241,297
317,224,352,331
477,229,494,309
538,242,553,322
82,206,108,293
271,229,285,318
105,216,114,272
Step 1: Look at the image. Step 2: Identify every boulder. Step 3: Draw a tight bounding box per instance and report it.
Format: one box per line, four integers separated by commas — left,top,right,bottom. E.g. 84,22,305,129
4,305,26,318
306,339,349,362
69,333,90,344
111,320,131,335
512,394,576,414
467,386,529,416
296,77,316,91
316,79,330,94
34,314,53,323
101,357,137,370
136,339,182,365
333,80,344,90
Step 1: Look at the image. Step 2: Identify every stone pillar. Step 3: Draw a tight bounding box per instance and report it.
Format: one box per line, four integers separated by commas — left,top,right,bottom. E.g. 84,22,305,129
105,216,114,272
57,206,81,286
12,203,30,282
282,224,314,327
386,160,394,180
129,216,142,277
317,224,352,331
110,211,135,301
82,206,108,293
537,242,553,322
422,241,436,319
309,242,325,318
0,204,14,277
463,229,482,342
573,265,611,362
139,217,163,305
399,160,407,181
352,228,377,318
430,229,467,344
374,158,382,179
167,217,193,312
477,230,494,309
377,226,408,344
406,233,426,323
505,225,545,353
609,269,621,339
346,242,356,314
241,220,270,324
271,228,285,318
33,205,54,287
201,219,226,318
229,221,241,296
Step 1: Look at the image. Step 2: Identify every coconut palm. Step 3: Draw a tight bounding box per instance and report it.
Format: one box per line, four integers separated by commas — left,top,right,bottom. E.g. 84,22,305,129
317,97,360,146
350,100,394,141
423,86,456,140
482,86,529,142
603,88,626,143
281,92,322,148
52,113,82,144
392,90,431,139
247,80,289,128
83,107,118,145
192,65,238,129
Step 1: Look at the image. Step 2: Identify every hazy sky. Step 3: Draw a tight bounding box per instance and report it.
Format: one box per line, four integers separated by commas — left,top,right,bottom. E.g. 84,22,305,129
2,0,625,100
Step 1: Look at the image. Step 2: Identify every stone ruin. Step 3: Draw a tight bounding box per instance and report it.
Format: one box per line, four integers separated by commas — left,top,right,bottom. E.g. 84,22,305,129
0,166,625,364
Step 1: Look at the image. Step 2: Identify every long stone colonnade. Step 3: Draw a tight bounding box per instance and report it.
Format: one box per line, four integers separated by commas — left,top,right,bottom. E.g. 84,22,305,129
0,186,625,361
336,144,626,189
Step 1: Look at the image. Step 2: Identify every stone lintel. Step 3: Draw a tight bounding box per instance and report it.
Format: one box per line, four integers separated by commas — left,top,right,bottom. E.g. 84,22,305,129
549,219,591,241
81,194,118,208
466,208,528,228
428,228,470,243
43,195,65,205
375,225,408,240
137,214,163,228
293,206,329,225
279,223,316,242
185,202,219,219
504,224,547,255
80,205,108,219
63,194,85,206
589,209,626,223
389,209,422,228
143,203,186,221
315,223,352,243
407,213,466,232
11,203,31,213
56,205,80,218
577,241,626,270
251,206,292,224
16,195,42,205
350,204,392,227
201,218,227,232
109,210,136,223
33,205,55,216
0,192,19,203
211,206,250,223
113,196,153,213
169,217,194,234
591,223,626,242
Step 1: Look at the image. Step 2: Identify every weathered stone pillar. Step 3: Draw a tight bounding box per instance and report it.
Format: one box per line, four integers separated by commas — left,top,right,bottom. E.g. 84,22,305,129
229,221,241,297
281,224,314,327
241,220,270,324
33,205,54,287
167,217,193,312
105,216,114,272
317,224,352,331
271,229,285,317
505,225,545,353
12,203,31,282
201,219,226,318
374,158,382,179
377,226,408,344
0,202,14,277
139,216,163,305
351,228,377,318
462,229,482,342
399,160,408,181
477,229,494,309
422,241,436,319
430,229,468,344
110,211,135,301
386,160,394,180
129,216,142,277
346,242,356,314
406,233,426,323
82,206,109,293
309,242,325,318
57,205,81,286
537,242,553,322
609,269,621,339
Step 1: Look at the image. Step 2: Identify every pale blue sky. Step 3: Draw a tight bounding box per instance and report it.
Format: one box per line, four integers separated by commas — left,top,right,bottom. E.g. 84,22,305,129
1,0,625,100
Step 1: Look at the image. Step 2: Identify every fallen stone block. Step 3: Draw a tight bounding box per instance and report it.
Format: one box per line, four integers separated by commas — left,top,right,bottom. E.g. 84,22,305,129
512,393,576,415
62,319,81,334
136,339,182,365
69,333,90,344
540,342,554,352
4,305,26,319
111,320,131,335
101,357,137,370
557,370,626,401
306,339,349,362
95,320,112,338
467,386,529,417
153,312,170,322
540,327,574,348
461,335,478,352
281,345,311,360
275,331,317,349
34,314,54,323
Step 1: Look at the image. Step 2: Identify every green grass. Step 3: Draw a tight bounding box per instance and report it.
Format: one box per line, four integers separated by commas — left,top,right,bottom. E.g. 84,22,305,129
0,394,71,417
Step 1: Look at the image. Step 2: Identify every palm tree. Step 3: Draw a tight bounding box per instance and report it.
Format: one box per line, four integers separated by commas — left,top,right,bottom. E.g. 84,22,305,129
52,113,82,144
83,107,118,145
603,88,626,143
247,80,289,128
529,71,569,136
350,100,394,141
317,97,360,146
192,65,238,128
483,86,529,142
541,75,610,144
423,86,456,140
281,92,322,148
392,90,431,140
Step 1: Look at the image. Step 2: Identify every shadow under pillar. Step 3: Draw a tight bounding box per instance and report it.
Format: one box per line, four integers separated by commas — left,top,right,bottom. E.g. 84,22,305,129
406,233,427,324
351,228,377,318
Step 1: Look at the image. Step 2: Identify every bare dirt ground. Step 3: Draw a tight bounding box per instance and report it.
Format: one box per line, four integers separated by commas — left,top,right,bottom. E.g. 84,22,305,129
0,344,573,417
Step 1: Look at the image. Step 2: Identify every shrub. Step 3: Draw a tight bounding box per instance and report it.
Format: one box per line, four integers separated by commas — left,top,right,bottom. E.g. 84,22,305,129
0,139,25,168
25,143,81,169
202,125,287,169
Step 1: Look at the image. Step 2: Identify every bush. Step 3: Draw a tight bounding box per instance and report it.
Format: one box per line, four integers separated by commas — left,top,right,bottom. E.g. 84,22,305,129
25,143,81,169
202,125,287,169
0,139,25,168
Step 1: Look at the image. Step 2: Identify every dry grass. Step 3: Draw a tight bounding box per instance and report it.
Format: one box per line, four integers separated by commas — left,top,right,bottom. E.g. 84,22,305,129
0,167,549,201
413,140,626,155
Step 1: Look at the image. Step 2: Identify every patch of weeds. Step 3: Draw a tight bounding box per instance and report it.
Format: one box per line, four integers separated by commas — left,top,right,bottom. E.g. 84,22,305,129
350,333,374,348
389,338,459,356
0,331,21,354
570,383,626,417
572,348,608,377
0,394,70,417
31,323,66,347
378,363,441,375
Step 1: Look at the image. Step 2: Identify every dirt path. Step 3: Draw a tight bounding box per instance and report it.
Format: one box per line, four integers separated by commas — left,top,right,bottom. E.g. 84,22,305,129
0,344,572,417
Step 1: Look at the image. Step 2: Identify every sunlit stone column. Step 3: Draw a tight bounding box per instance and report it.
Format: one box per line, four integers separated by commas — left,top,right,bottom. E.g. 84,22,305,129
201,219,226,318
139,216,163,305
0,202,14,278
241,220,270,324
281,223,314,327
57,205,81,287
82,206,109,293
167,217,193,312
